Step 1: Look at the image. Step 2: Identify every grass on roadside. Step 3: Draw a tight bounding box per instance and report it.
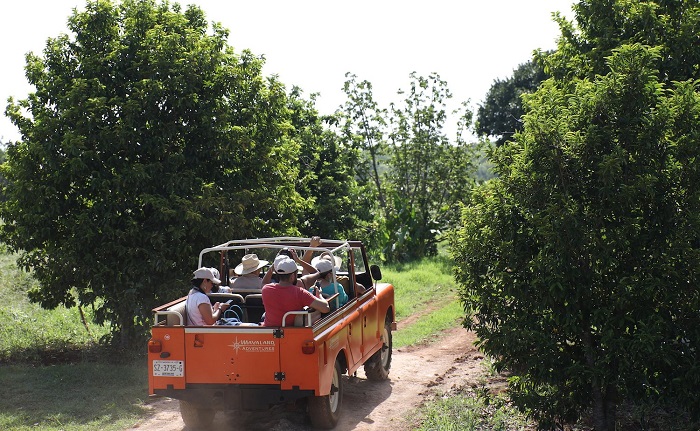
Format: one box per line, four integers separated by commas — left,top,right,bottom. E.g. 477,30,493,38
381,255,465,348
382,255,458,321
414,390,535,431
392,299,463,348
0,361,148,431
0,249,110,364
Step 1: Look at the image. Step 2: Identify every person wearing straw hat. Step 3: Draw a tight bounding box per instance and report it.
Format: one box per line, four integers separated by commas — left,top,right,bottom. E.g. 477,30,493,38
231,254,268,290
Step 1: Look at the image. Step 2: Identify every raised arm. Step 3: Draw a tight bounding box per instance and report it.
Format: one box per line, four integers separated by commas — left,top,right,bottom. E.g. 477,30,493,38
290,249,322,288
261,264,274,285
302,236,321,265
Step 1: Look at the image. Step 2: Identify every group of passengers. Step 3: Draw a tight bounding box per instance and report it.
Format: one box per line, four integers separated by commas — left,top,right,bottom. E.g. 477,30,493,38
187,237,364,327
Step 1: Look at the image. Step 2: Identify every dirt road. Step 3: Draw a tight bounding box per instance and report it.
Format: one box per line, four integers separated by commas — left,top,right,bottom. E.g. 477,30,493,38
127,326,494,430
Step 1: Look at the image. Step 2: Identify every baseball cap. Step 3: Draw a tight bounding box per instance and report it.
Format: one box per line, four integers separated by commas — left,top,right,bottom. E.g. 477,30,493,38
192,267,221,284
274,257,298,275
313,259,334,274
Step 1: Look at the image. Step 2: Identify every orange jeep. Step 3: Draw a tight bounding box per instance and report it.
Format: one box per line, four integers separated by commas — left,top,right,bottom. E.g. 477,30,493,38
147,237,396,429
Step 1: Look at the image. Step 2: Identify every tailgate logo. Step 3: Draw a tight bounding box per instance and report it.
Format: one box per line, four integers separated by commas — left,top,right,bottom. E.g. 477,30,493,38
229,337,276,353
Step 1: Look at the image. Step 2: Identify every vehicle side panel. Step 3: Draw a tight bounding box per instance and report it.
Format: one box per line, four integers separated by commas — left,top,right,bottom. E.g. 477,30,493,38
347,282,395,375
344,304,364,365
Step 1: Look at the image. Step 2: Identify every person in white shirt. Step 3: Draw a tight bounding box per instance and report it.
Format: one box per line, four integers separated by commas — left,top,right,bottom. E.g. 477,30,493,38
186,267,229,325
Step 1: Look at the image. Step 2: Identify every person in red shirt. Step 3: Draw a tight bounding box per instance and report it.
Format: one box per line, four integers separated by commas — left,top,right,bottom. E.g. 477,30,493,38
262,257,330,326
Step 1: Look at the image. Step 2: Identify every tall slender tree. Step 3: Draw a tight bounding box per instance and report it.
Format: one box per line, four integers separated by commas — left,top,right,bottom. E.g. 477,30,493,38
385,72,475,261
341,73,388,214
288,87,372,240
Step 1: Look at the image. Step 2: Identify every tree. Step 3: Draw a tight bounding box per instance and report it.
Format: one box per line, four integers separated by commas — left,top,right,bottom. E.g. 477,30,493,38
384,73,475,261
0,144,6,203
340,72,477,261
287,87,373,240
340,73,388,215
453,44,700,430
1,0,304,347
541,0,700,85
476,59,547,146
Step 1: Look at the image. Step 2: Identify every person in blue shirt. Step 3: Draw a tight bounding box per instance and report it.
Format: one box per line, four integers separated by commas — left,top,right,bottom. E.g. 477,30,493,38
309,258,348,310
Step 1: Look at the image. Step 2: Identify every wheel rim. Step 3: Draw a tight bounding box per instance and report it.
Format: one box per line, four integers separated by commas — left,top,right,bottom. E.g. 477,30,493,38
329,365,340,411
380,326,390,366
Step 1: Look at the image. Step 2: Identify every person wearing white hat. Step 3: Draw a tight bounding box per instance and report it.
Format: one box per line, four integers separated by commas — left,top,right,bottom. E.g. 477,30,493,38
261,256,330,327
231,254,268,291
310,252,367,298
309,258,348,310
209,267,232,293
262,248,322,289
186,267,229,325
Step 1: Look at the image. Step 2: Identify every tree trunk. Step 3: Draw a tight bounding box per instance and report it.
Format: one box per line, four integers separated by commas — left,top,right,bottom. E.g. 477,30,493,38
591,384,617,431
118,313,136,349
584,329,617,431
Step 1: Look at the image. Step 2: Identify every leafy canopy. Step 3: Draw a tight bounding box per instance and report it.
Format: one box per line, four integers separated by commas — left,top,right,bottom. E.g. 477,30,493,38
456,2,700,427
476,60,547,146
454,42,700,430
1,0,304,346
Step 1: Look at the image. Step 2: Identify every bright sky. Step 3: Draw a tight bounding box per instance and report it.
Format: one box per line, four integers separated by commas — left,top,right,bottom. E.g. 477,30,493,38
0,0,575,143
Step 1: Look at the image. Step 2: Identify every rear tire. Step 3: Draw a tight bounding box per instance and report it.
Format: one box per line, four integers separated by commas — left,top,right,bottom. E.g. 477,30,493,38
179,400,215,429
308,358,344,429
364,316,392,381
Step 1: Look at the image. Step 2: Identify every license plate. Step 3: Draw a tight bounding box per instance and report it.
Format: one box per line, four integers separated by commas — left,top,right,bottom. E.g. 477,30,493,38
152,360,184,377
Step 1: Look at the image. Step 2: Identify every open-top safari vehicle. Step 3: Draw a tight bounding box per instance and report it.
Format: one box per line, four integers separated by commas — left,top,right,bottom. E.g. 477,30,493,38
147,237,396,429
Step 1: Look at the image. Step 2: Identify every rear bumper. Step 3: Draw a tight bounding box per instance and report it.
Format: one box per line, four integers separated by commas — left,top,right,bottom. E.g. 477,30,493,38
154,383,314,411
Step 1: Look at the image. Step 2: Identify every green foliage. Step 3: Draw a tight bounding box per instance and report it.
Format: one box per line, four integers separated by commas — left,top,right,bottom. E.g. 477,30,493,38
476,59,548,146
341,73,388,210
287,87,374,241
542,0,700,84
474,142,496,182
0,145,6,203
341,72,477,262
383,73,476,261
0,0,305,348
453,42,700,430
339,74,390,253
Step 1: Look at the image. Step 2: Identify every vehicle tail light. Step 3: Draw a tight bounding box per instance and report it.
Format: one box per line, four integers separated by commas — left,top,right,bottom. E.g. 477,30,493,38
301,340,316,354
148,339,162,353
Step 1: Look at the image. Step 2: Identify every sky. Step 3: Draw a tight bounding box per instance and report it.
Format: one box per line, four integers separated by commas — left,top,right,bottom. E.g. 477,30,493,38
0,0,576,143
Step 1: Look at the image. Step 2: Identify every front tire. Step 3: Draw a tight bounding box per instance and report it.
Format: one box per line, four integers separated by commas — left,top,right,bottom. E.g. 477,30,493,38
364,316,392,381
179,400,214,429
308,358,344,429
